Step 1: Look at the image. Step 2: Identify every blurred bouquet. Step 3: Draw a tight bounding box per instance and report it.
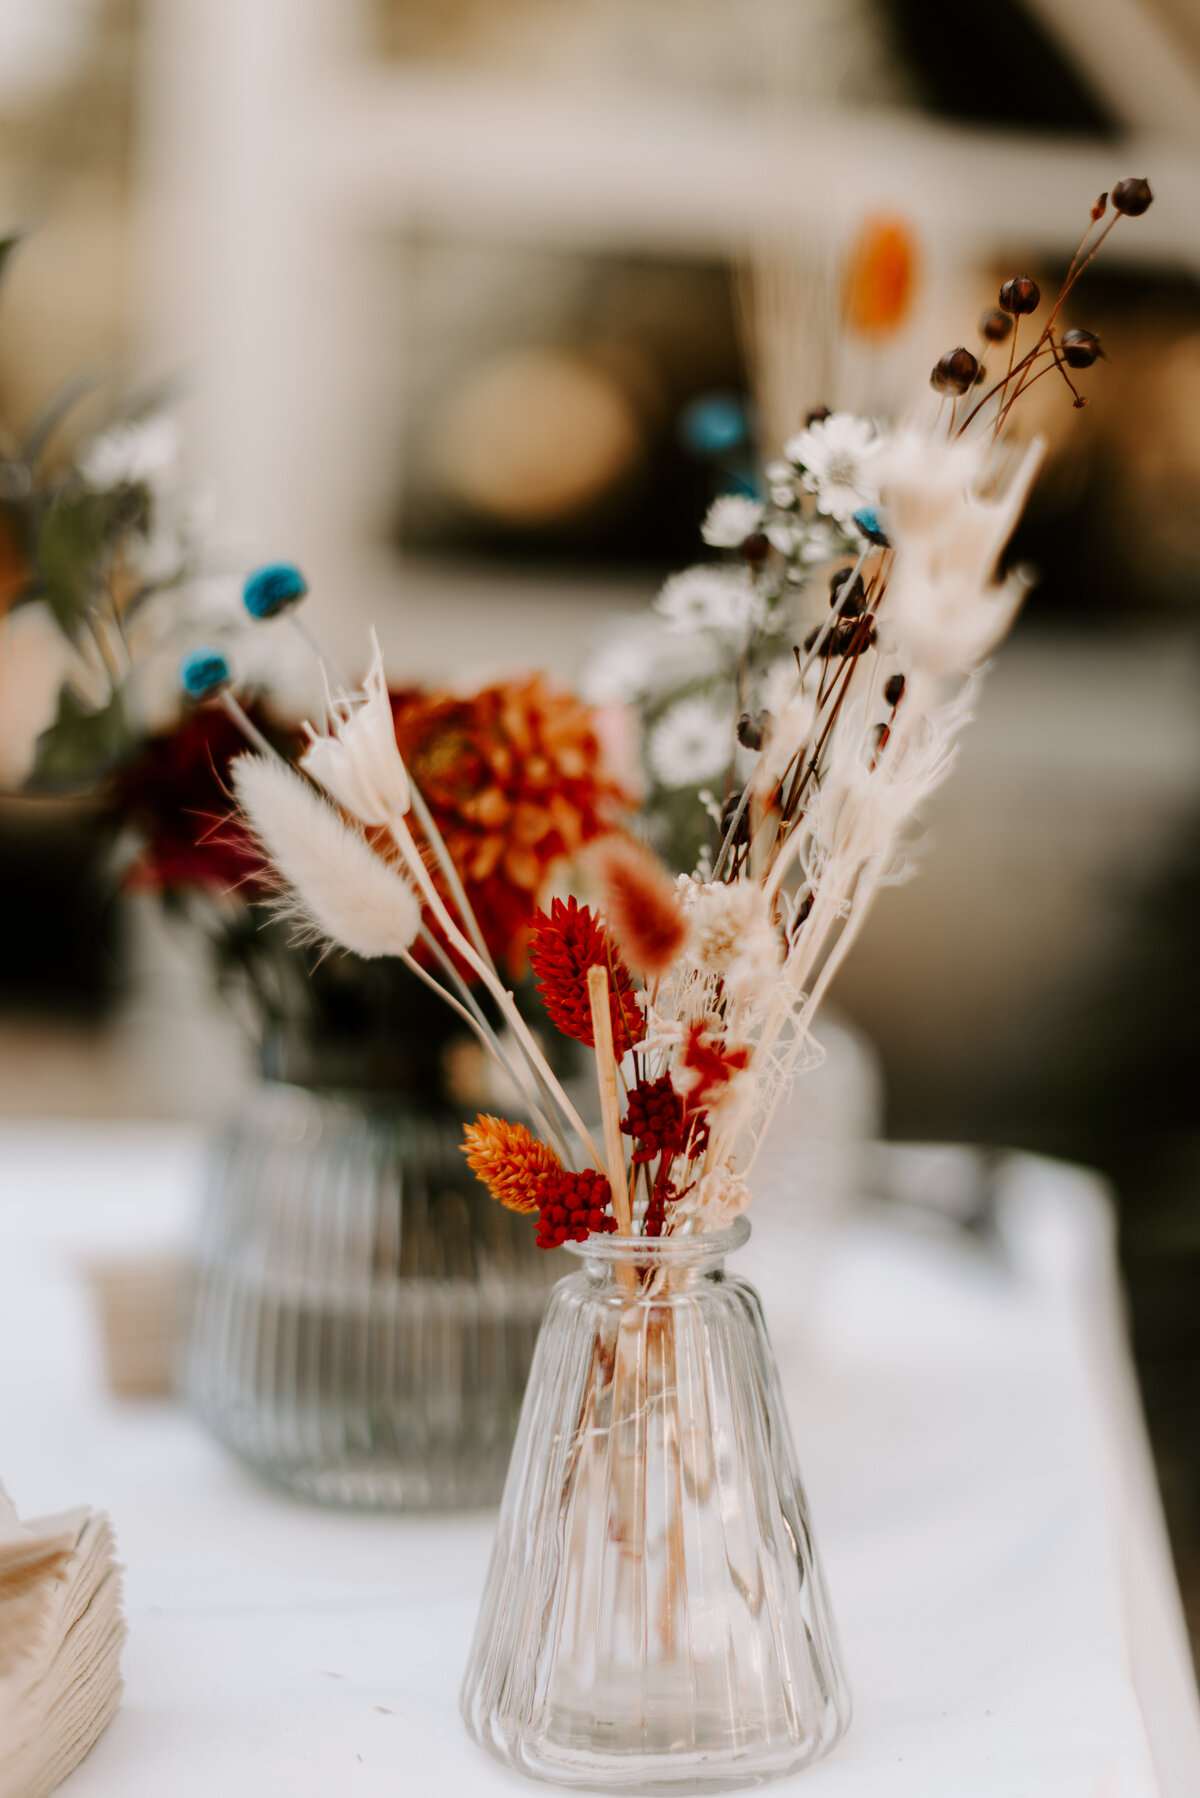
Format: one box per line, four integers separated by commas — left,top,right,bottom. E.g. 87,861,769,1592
114,659,633,1095
0,229,632,1098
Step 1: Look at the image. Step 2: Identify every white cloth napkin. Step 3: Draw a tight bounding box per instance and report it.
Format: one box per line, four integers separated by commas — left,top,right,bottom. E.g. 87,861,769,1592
0,1483,125,1798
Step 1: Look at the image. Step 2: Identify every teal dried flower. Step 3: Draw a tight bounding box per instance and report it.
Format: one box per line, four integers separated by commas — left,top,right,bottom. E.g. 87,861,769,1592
243,562,307,620
180,647,231,700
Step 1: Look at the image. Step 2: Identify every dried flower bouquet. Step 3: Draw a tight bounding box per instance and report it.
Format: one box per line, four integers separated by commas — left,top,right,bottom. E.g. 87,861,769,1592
230,180,1152,1252
216,182,1157,1786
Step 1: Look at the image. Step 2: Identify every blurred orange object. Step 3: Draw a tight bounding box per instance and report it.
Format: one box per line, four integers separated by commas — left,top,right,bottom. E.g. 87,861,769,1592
842,217,920,339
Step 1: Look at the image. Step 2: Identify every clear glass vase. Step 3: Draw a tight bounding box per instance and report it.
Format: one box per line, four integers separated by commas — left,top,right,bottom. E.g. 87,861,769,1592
461,1220,850,1790
186,1080,561,1508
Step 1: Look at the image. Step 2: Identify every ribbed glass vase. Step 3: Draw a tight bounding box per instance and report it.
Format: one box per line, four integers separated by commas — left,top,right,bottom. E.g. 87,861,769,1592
461,1220,849,1790
186,1081,561,1508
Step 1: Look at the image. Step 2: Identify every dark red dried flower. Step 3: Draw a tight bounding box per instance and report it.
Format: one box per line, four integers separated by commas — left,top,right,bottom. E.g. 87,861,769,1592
622,1076,685,1163
528,896,643,1057
536,1167,617,1249
112,702,291,895
644,1175,674,1238
622,1074,709,1168
981,309,1013,343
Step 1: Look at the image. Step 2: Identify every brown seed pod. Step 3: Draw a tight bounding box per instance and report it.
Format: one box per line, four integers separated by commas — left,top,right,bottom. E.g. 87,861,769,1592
737,710,770,752
1000,276,1040,316
1061,328,1103,369
1111,177,1153,217
981,309,1013,342
931,346,980,396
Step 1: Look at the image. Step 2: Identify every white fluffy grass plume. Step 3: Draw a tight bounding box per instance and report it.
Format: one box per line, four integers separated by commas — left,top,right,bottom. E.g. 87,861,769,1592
231,754,421,959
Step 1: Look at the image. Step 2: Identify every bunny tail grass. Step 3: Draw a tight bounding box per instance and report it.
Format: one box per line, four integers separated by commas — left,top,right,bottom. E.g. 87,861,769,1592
231,754,421,959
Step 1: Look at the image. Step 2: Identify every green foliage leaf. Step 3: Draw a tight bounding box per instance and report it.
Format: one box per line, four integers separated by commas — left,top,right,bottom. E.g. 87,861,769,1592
28,683,135,793
35,493,107,635
34,488,147,638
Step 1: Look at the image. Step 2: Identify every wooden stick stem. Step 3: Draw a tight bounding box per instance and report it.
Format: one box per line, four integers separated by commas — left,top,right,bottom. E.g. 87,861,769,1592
587,964,633,1236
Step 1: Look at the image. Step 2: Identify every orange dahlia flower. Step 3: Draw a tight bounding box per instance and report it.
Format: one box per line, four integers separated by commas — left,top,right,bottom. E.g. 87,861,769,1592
391,676,633,971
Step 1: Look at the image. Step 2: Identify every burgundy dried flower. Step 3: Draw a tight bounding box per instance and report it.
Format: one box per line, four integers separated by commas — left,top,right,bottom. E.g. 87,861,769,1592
981,309,1013,343
621,1076,685,1164
536,1168,617,1249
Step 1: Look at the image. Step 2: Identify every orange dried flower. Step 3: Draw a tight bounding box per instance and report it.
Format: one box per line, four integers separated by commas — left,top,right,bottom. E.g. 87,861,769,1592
593,835,686,977
391,676,633,971
842,216,919,340
529,896,643,1058
462,1114,562,1213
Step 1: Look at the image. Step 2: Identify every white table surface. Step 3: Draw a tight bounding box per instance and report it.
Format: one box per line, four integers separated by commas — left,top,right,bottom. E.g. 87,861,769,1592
1,1121,1198,1797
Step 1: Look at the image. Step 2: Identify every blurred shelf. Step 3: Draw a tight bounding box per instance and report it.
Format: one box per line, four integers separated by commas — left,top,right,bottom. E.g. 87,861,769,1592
314,67,1200,265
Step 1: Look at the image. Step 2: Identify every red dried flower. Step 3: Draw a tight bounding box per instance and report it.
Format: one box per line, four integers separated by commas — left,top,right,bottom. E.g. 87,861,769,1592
622,1073,710,1183
644,1174,675,1238
462,1114,617,1248
621,1076,684,1163
536,1167,616,1249
528,896,643,1057
679,1021,752,1112
112,703,292,895
592,835,687,977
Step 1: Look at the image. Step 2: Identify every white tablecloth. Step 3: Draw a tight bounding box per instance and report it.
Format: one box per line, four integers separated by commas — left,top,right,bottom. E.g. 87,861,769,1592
1,1123,1197,1796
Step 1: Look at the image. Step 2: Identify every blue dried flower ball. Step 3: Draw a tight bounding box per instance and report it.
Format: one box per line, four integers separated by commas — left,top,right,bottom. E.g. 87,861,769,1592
180,647,231,700
678,393,747,457
243,561,308,620
852,506,890,547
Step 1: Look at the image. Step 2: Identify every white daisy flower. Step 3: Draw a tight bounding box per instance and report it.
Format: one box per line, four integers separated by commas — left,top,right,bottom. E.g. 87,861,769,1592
648,694,731,789
798,519,849,565
765,518,802,556
700,493,764,548
580,624,660,705
655,566,764,639
782,413,884,524
78,415,180,490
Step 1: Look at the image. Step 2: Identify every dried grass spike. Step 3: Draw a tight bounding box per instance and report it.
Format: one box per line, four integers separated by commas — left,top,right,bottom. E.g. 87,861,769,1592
593,834,687,977
231,754,421,959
